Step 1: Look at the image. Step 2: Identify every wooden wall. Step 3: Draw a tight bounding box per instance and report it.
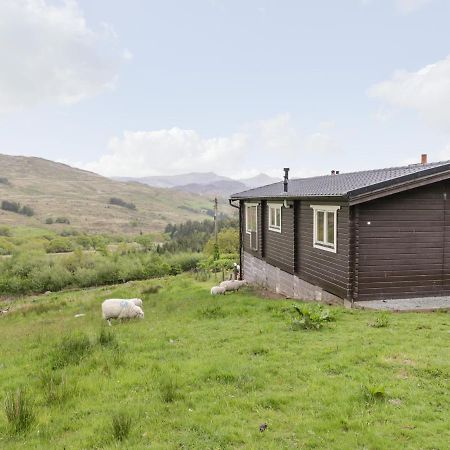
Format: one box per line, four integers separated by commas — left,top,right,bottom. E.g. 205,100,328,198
296,201,352,299
355,180,450,301
264,203,295,274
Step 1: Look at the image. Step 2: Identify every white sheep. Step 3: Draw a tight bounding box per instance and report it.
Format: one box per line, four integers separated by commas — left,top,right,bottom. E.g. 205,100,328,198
102,299,144,326
129,298,143,308
210,286,226,295
219,280,247,292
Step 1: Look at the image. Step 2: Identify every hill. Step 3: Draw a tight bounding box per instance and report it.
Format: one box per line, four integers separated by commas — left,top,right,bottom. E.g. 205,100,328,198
116,172,280,198
0,154,230,234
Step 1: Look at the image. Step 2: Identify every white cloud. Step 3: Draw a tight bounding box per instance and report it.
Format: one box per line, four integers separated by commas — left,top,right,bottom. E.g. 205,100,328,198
368,55,450,132
82,128,248,177
78,114,341,178
395,0,432,14
0,0,128,113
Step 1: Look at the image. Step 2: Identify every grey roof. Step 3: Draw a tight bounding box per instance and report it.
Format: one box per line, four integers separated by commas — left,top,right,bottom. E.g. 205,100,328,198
230,160,450,200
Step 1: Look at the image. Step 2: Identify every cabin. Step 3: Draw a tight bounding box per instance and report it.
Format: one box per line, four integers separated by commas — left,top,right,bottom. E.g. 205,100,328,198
229,156,450,305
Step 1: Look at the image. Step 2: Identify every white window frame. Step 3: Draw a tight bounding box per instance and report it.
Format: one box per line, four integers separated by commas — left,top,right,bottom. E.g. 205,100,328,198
268,202,282,233
310,205,340,253
245,203,259,234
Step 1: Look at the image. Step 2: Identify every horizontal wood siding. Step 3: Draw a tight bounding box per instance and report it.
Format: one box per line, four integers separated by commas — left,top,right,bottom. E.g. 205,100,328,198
241,201,263,260
296,201,351,299
356,180,450,301
264,203,295,274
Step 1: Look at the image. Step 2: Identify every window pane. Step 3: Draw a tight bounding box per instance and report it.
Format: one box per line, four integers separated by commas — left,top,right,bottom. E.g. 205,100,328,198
276,208,281,227
327,211,335,244
247,206,257,232
270,207,275,227
317,211,324,242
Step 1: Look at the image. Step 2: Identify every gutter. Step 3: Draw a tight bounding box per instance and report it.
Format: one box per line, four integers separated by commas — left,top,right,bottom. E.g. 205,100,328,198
229,199,243,280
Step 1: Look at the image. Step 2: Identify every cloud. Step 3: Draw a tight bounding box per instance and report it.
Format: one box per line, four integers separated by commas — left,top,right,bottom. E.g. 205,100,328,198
82,128,248,177
368,55,450,132
77,114,340,178
0,0,128,113
395,0,432,13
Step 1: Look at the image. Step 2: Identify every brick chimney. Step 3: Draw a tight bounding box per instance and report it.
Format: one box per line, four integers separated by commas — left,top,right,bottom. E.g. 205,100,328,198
421,154,428,164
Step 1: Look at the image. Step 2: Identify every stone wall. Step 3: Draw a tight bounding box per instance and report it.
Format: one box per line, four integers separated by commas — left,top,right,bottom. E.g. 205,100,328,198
243,251,347,306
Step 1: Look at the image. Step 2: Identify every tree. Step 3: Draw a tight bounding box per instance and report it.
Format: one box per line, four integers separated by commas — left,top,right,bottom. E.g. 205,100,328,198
204,228,239,257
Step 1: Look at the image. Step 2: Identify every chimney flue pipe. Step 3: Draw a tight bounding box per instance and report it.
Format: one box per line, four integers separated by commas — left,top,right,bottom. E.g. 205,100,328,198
283,168,289,193
421,154,428,164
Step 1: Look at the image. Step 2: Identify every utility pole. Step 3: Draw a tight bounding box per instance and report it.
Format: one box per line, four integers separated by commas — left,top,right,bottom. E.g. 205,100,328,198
213,197,219,261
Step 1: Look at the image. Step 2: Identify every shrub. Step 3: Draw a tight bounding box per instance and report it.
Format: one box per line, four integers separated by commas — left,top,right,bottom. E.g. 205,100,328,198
109,197,136,210
0,177,10,185
51,332,92,369
0,225,11,236
111,412,132,441
1,200,20,213
0,237,14,255
55,217,70,224
20,205,34,217
46,237,75,253
289,303,334,330
4,388,35,434
45,217,54,224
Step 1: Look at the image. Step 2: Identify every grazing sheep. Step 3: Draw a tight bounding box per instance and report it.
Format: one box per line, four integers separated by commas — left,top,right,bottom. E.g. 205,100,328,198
210,286,226,295
219,280,247,292
102,299,144,326
129,298,143,308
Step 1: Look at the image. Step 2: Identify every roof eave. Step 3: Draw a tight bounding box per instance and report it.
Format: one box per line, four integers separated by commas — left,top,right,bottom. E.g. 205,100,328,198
348,167,450,205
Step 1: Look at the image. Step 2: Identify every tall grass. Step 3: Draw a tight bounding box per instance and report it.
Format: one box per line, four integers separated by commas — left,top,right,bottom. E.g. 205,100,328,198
50,332,92,369
4,388,35,434
111,412,132,441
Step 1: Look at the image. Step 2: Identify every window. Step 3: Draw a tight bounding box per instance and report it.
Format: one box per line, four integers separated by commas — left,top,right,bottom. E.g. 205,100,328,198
268,203,282,232
245,203,258,251
310,205,340,253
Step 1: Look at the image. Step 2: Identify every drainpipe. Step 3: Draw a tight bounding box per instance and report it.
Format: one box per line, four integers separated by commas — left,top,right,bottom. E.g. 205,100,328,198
229,199,243,280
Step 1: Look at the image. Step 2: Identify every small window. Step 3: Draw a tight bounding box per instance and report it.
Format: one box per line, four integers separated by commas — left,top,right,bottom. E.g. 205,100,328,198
310,205,340,253
268,203,282,232
246,204,258,233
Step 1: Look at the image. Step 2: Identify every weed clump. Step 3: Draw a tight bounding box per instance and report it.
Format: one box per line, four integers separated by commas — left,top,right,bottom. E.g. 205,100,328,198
4,388,35,434
40,370,74,405
368,312,390,328
362,384,386,403
289,303,334,330
159,377,180,403
198,305,226,319
98,327,118,348
51,332,92,369
111,412,132,441
141,285,162,295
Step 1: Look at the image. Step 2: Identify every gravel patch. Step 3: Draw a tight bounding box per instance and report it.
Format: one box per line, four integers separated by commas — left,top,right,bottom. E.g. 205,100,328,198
355,297,450,312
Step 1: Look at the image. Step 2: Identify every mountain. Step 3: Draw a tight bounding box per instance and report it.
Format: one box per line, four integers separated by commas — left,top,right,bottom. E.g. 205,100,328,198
239,174,280,188
116,172,281,198
0,155,230,234
114,172,230,189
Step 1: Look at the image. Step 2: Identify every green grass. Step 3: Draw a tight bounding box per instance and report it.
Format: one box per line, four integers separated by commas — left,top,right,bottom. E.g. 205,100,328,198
0,275,449,448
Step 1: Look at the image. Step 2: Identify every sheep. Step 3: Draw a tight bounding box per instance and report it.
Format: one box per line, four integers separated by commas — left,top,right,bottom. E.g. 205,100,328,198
219,280,247,292
129,298,143,308
210,286,226,295
102,299,144,326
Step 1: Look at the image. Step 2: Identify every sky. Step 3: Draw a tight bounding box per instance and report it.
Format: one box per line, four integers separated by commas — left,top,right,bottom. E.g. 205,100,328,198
1,0,450,179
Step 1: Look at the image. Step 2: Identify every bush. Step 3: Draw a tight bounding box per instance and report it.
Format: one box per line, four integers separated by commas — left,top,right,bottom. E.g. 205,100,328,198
0,225,11,236
289,303,334,330
0,177,10,185
4,388,35,434
0,201,34,216
20,205,34,217
55,217,70,224
45,217,54,224
0,237,14,255
51,332,92,369
46,237,75,253
111,412,132,441
109,197,136,210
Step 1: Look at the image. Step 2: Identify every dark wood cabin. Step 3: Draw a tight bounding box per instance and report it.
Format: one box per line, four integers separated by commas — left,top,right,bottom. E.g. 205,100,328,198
230,159,450,304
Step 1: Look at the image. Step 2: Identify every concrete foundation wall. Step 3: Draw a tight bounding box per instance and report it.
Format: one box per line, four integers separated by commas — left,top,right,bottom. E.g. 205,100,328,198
243,251,346,306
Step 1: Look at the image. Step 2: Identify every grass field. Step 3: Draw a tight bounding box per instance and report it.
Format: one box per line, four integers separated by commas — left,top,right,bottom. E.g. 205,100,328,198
0,275,449,449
